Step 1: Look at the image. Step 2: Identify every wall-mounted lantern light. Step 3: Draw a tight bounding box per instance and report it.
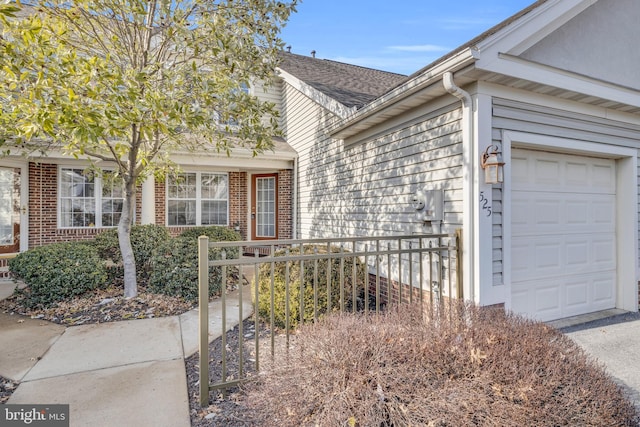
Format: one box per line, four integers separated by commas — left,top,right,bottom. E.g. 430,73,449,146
481,145,505,184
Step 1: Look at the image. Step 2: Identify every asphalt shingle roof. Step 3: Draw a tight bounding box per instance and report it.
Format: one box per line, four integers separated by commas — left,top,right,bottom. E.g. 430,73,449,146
277,52,408,109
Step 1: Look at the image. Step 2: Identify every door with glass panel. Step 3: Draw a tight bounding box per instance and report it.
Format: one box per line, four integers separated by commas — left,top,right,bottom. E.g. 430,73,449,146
251,174,277,240
0,167,22,253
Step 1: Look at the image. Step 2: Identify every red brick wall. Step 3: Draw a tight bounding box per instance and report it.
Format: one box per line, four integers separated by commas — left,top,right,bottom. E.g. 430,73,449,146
26,163,293,246
369,274,436,307
154,178,166,227
28,162,141,248
229,172,248,239
277,169,293,239
28,162,100,247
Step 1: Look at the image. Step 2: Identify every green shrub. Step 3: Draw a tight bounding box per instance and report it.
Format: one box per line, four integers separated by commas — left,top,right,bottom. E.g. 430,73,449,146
178,225,241,243
256,245,366,330
93,224,170,281
9,242,107,308
246,304,640,427
148,226,241,301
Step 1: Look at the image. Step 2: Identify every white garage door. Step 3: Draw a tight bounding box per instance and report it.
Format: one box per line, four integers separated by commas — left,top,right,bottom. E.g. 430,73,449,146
510,149,616,321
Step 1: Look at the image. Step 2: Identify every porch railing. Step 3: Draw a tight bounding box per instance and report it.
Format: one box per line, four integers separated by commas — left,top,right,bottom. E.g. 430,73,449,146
197,232,462,406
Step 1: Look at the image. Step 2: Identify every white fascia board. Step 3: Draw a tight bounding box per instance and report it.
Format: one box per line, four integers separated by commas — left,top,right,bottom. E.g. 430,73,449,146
475,0,597,59
170,152,293,170
330,48,478,138
275,68,356,119
12,147,295,171
479,56,640,110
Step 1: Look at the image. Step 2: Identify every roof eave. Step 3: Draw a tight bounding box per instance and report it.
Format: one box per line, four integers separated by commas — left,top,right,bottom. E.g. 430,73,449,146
329,48,479,140
275,67,357,119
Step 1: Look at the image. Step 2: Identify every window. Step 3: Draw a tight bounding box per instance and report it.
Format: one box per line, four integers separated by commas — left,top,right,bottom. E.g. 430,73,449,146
255,176,276,238
216,83,250,126
167,172,228,226
59,168,124,228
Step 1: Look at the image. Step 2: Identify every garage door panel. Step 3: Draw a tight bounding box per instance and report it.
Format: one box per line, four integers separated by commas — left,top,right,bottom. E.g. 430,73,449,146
511,272,615,321
534,158,562,186
592,237,616,266
566,200,589,225
565,161,589,186
511,280,562,321
566,241,589,267
592,199,616,225
511,193,614,235
511,241,531,275
511,149,616,321
565,279,588,310
512,150,615,194
592,275,615,305
513,233,615,280
535,284,562,313
592,163,616,190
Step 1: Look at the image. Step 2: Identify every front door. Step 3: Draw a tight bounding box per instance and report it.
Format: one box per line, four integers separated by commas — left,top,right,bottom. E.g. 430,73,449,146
251,174,278,240
0,166,22,253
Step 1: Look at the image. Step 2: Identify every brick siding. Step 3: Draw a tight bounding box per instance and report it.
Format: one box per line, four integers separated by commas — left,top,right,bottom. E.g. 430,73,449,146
277,169,293,240
28,162,142,249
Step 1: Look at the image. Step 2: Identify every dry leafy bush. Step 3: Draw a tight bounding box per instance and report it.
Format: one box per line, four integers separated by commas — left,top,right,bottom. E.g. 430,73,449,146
245,303,639,427
256,245,366,330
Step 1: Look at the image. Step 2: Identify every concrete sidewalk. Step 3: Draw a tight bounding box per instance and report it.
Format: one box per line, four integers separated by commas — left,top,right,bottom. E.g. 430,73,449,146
0,280,253,427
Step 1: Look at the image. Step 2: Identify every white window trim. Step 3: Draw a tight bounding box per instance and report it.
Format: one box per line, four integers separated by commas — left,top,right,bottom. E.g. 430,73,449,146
166,171,230,227
57,166,124,229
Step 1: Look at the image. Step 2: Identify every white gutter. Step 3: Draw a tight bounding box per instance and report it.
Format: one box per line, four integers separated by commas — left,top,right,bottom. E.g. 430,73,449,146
442,72,475,302
330,48,478,139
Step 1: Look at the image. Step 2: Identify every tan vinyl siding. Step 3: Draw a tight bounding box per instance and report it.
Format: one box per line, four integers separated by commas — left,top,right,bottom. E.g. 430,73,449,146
283,79,464,239
253,78,284,129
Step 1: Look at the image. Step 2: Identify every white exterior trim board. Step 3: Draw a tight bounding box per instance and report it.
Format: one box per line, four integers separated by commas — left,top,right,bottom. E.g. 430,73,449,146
0,158,29,252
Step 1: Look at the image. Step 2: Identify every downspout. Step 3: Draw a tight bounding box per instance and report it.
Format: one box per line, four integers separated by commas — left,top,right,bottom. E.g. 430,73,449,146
442,72,475,302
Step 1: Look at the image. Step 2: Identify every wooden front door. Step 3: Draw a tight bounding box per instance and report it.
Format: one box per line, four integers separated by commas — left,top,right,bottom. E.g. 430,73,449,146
251,174,278,240
0,167,21,254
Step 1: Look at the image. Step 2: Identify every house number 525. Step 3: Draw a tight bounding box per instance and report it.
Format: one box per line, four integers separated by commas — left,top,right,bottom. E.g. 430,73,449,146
479,191,492,217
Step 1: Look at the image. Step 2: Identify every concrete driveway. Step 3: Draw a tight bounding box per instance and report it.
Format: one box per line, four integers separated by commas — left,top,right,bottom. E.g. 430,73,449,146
559,311,640,410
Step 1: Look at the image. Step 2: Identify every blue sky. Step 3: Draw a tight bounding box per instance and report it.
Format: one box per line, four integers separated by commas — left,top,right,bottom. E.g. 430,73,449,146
280,0,535,75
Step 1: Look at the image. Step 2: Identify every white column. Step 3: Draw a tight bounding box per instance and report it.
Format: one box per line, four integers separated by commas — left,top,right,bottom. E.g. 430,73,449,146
473,91,503,306
140,175,156,225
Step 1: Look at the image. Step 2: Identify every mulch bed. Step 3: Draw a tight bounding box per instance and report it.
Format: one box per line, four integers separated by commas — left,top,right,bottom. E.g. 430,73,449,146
0,284,195,325
0,377,18,404
185,318,264,427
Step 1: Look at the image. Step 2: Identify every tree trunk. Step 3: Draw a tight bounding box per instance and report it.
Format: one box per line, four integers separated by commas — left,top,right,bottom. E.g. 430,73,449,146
119,177,138,298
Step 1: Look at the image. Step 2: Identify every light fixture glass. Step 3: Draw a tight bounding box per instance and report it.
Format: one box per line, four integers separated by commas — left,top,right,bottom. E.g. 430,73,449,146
481,145,505,184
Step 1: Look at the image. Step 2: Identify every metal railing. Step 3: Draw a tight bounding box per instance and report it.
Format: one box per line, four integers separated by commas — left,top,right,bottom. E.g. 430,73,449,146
197,232,462,406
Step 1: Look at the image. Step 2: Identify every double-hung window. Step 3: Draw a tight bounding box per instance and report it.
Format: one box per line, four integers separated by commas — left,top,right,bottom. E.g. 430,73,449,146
167,172,228,226
59,168,124,228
